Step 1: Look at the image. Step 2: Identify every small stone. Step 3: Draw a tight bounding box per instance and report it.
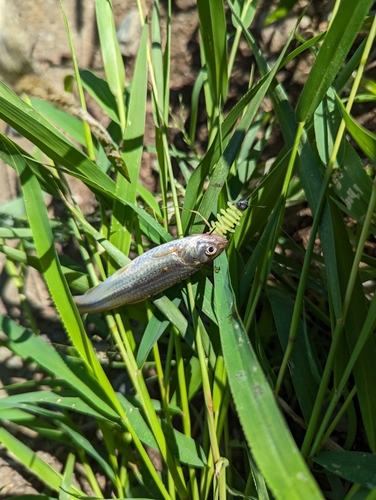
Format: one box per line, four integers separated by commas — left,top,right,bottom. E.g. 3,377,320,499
117,8,142,58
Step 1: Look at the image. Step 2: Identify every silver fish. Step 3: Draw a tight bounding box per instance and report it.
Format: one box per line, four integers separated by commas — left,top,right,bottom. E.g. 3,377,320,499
74,234,228,313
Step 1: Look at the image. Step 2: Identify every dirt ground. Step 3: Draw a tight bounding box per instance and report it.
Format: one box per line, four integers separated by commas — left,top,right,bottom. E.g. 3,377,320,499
0,0,342,496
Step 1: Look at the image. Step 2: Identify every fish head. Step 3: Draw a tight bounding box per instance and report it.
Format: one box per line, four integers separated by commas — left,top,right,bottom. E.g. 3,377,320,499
181,234,228,265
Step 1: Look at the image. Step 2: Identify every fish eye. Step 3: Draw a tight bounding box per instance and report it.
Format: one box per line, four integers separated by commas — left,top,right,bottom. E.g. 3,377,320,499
205,245,217,256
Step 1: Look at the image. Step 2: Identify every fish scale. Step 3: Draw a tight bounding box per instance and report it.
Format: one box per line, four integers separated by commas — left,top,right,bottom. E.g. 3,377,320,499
74,234,228,314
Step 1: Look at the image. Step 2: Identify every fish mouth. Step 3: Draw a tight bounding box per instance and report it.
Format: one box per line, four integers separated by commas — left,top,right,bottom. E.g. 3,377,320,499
209,234,229,251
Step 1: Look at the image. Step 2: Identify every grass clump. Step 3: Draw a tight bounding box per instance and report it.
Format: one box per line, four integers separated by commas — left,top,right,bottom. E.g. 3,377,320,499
0,0,376,498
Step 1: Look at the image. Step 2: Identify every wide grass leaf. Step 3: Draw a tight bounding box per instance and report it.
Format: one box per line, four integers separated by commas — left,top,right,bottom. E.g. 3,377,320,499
335,92,376,164
197,0,228,105
162,422,206,468
328,197,376,451
0,134,60,199
269,289,319,422
331,141,374,226
80,69,120,123
214,252,323,499
296,0,373,122
314,451,376,490
95,0,125,126
296,0,374,122
314,89,345,169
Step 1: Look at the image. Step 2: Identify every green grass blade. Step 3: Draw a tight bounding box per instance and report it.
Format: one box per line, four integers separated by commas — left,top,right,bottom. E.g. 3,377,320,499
136,310,170,367
192,7,297,234
0,407,62,436
119,394,205,467
189,68,206,144
214,252,323,499
162,0,171,125
153,296,192,343
314,451,376,490
279,32,326,69
246,31,344,318
314,89,345,169
0,427,84,496
161,422,206,468
0,83,118,200
80,69,120,123
95,0,126,131
331,141,373,225
334,38,367,93
0,243,89,292
328,198,376,452
151,0,165,116
0,391,114,422
234,152,289,250
181,74,270,230
0,137,96,362
61,453,78,500
197,0,228,106
128,201,173,243
269,289,319,422
123,23,148,173
0,135,60,199
58,422,117,483
335,91,376,163
110,22,148,262
59,0,95,159
31,99,87,146
0,314,120,421
296,0,374,122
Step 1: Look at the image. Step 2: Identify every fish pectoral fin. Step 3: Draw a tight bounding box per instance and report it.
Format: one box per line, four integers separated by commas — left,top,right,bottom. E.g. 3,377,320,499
152,246,179,258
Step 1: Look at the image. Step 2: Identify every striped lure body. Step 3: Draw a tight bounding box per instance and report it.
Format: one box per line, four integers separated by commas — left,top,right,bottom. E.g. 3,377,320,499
74,234,228,314
210,200,249,237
